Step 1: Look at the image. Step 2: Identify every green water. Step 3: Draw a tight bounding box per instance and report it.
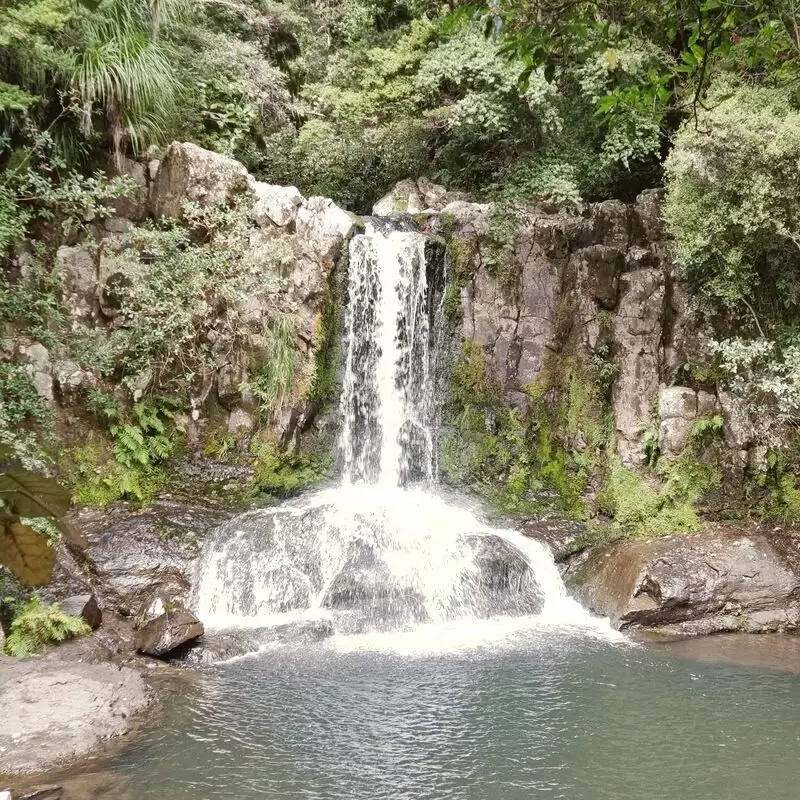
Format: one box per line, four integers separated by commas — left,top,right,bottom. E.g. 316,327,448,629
101,627,800,800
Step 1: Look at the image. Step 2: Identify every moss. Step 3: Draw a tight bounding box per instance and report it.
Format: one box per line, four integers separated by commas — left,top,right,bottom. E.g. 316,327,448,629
597,448,722,537
447,236,477,287
249,437,332,500
306,273,343,407
439,212,456,236
440,343,607,519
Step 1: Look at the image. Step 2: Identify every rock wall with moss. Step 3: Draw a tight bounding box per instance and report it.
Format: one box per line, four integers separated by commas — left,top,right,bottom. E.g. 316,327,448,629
381,186,798,532
1,142,357,509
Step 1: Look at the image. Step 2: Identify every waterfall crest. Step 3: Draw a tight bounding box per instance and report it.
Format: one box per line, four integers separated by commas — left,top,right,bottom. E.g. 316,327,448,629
194,224,605,641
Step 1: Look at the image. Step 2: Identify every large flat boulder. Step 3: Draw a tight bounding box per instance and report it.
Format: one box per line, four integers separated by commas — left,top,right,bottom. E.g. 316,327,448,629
0,659,148,775
567,529,800,635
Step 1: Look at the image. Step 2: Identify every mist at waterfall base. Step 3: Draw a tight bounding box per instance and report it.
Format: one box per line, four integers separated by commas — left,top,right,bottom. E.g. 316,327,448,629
102,227,800,800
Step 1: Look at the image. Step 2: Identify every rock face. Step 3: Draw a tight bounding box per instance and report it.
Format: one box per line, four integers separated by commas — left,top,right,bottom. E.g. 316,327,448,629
0,659,149,775
446,188,717,468
566,529,800,635
135,610,204,656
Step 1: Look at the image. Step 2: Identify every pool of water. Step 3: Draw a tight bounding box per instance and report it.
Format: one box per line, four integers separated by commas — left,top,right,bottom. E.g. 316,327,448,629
101,624,800,800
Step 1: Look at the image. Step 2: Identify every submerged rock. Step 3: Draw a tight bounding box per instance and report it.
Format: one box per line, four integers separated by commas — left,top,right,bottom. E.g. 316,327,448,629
135,611,204,657
173,619,334,665
567,529,800,635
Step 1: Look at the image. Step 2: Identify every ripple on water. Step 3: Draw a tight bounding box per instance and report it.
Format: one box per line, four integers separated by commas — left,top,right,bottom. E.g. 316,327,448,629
102,629,800,800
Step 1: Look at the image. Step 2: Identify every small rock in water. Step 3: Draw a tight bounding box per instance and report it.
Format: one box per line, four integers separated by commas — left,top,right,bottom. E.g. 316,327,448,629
135,611,204,657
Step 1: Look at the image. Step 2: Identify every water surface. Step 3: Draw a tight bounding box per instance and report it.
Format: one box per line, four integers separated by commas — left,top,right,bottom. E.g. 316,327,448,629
106,626,800,800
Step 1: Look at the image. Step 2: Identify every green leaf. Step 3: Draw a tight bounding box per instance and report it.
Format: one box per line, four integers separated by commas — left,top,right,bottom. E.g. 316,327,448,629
0,470,71,518
0,521,55,586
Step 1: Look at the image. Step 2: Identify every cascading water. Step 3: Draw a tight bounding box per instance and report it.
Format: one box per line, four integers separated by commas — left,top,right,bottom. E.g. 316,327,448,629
194,223,606,645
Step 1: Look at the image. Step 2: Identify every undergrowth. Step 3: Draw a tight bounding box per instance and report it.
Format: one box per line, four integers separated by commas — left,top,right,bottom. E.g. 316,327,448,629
3,597,90,657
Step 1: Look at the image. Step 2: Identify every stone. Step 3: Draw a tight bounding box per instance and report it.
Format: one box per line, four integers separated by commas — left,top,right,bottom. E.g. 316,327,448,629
135,610,204,657
567,529,800,634
55,244,98,322
19,786,63,800
19,342,53,404
658,386,697,420
634,188,667,243
53,360,88,396
75,501,230,617
612,269,667,465
659,417,694,455
57,594,102,630
697,390,718,416
173,619,334,666
0,659,148,775
295,196,355,261
112,156,149,222
718,389,755,450
151,141,253,219
573,244,624,309
373,178,425,216
252,182,304,228
227,408,254,434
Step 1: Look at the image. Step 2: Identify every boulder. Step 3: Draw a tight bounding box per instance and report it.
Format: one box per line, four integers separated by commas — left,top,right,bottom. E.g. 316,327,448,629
659,386,697,420
151,141,253,219
227,407,254,434
252,182,304,228
75,501,230,618
0,659,148,775
135,610,204,657
57,594,102,630
17,341,53,404
111,156,149,222
567,529,800,635
295,196,355,261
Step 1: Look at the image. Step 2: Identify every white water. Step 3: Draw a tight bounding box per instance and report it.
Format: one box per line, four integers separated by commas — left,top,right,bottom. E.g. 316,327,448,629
194,224,614,646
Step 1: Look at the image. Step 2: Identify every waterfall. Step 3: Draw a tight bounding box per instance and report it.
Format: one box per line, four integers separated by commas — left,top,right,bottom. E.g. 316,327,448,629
339,228,439,486
193,223,606,642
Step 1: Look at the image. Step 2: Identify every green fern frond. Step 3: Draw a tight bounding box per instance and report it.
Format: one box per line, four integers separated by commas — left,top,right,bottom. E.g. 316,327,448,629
3,598,91,657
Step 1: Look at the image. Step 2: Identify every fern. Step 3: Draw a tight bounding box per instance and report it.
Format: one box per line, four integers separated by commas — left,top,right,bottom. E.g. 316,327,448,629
4,598,91,657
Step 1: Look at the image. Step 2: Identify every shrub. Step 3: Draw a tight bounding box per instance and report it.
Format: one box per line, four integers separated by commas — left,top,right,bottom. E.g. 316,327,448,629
3,597,90,657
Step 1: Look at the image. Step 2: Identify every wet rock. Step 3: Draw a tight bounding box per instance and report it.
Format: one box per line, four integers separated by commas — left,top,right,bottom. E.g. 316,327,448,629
57,594,102,630
74,501,229,618
173,618,334,665
18,786,63,800
152,141,253,219
0,659,148,775
521,519,589,561
465,534,544,617
135,610,204,657
322,539,427,629
567,529,800,634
